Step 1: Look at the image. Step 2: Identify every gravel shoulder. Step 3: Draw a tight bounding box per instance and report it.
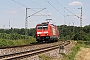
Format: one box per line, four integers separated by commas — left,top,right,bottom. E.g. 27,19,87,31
27,41,76,60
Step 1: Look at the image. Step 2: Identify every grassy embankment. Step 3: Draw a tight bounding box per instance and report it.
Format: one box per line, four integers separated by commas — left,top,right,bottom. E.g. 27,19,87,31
38,40,90,60
62,40,90,60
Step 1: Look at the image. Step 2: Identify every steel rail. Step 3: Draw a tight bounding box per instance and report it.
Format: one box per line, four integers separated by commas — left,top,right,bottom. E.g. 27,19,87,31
0,41,70,60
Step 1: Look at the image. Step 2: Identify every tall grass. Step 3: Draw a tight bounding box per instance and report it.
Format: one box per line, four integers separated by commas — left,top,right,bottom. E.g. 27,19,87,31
62,41,89,60
0,38,36,47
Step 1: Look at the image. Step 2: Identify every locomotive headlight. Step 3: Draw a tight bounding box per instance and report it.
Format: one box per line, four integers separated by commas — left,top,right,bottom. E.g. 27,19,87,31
37,34,39,36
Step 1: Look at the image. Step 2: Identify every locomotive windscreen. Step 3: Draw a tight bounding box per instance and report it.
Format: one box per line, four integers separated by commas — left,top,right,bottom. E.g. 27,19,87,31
37,24,48,30
37,25,42,29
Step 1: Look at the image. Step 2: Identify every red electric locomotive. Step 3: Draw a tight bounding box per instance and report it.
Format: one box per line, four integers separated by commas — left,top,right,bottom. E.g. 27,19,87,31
35,22,59,42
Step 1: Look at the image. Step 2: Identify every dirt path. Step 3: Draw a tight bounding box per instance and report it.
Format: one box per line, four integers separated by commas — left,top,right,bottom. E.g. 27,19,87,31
75,47,90,60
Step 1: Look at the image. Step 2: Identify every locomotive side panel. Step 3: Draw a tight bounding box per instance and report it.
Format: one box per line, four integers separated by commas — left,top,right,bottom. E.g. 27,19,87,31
49,25,59,41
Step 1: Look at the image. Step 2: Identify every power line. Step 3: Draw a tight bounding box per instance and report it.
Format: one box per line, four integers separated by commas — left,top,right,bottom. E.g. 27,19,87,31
31,0,43,7
55,0,66,25
30,0,50,17
12,0,37,12
12,0,27,7
64,7,80,18
30,0,49,17
54,0,80,18
28,8,46,17
12,0,48,17
45,0,64,16
56,0,64,11
12,0,40,13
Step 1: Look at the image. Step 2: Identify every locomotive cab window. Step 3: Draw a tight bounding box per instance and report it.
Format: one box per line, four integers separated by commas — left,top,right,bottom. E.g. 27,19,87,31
37,24,48,30
43,24,48,29
37,26,42,29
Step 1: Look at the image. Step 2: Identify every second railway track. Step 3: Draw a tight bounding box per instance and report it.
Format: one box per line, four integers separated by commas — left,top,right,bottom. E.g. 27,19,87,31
0,41,70,60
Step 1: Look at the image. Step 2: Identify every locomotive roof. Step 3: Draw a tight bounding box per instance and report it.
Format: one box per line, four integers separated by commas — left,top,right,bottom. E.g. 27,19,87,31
37,22,56,26
42,22,49,24
37,22,49,25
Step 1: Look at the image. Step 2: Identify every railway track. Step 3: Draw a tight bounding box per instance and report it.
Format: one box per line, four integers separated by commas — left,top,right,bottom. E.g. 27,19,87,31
0,41,70,60
0,42,58,56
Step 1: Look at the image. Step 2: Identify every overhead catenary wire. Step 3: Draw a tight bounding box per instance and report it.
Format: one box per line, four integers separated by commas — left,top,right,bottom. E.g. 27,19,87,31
12,0,48,17
28,8,46,17
54,0,80,18
64,7,80,18
56,0,65,11
55,0,81,23
12,0,47,36
45,0,64,16
30,0,51,18
12,0,80,21
31,0,43,7
55,0,66,24
12,0,27,7
12,0,39,12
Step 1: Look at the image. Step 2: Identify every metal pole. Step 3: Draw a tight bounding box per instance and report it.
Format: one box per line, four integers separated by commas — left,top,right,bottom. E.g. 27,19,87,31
78,7,82,40
25,8,28,29
9,21,10,29
80,7,82,40
80,7,82,28
25,8,47,40
25,8,28,40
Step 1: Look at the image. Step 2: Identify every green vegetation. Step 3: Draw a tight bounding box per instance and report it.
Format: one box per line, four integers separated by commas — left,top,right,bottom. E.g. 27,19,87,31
0,32,36,47
0,33,36,40
38,54,51,60
57,25,90,41
0,28,36,47
0,38,36,47
61,41,89,60
0,24,90,47
0,25,90,41
0,28,35,37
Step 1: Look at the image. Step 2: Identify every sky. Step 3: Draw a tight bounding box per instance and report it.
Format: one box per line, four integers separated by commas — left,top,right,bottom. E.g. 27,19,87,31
0,0,90,29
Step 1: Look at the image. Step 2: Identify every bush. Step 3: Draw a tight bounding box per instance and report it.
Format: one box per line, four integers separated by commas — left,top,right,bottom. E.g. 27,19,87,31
0,33,36,47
